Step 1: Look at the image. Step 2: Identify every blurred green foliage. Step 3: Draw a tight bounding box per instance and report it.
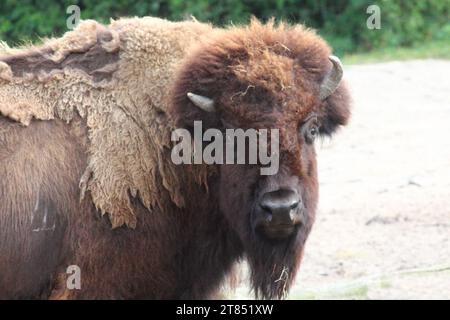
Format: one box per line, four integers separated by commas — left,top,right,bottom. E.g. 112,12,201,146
1,0,449,56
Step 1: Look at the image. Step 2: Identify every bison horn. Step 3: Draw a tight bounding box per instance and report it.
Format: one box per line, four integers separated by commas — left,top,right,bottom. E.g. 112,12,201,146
187,92,216,112
319,55,343,100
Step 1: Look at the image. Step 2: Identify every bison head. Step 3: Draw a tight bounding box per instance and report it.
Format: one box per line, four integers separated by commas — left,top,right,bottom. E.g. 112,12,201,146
171,20,351,299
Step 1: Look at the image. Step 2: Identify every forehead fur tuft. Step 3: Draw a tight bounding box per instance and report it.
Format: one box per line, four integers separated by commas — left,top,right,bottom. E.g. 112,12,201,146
225,18,331,90
171,18,339,128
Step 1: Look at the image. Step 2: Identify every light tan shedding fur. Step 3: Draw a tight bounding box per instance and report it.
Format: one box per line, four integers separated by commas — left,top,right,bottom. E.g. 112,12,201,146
0,17,213,228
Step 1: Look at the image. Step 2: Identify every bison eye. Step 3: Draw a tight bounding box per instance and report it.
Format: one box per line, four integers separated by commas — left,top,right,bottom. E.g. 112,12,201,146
302,116,320,144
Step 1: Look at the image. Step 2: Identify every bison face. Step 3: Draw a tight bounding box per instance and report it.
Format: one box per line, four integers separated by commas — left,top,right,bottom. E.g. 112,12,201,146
170,21,351,298
180,56,349,298
182,56,347,241
173,60,350,298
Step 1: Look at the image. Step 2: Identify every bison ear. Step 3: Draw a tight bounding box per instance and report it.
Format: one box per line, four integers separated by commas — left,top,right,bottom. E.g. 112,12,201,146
319,80,351,136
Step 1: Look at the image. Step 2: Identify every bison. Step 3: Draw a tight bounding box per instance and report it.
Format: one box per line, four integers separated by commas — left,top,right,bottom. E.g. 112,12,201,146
0,17,350,299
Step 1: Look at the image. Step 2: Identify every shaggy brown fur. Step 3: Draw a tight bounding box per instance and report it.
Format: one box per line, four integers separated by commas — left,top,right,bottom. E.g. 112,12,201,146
0,17,350,299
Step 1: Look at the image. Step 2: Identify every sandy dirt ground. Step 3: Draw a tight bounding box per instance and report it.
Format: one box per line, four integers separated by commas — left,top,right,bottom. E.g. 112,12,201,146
233,59,450,299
